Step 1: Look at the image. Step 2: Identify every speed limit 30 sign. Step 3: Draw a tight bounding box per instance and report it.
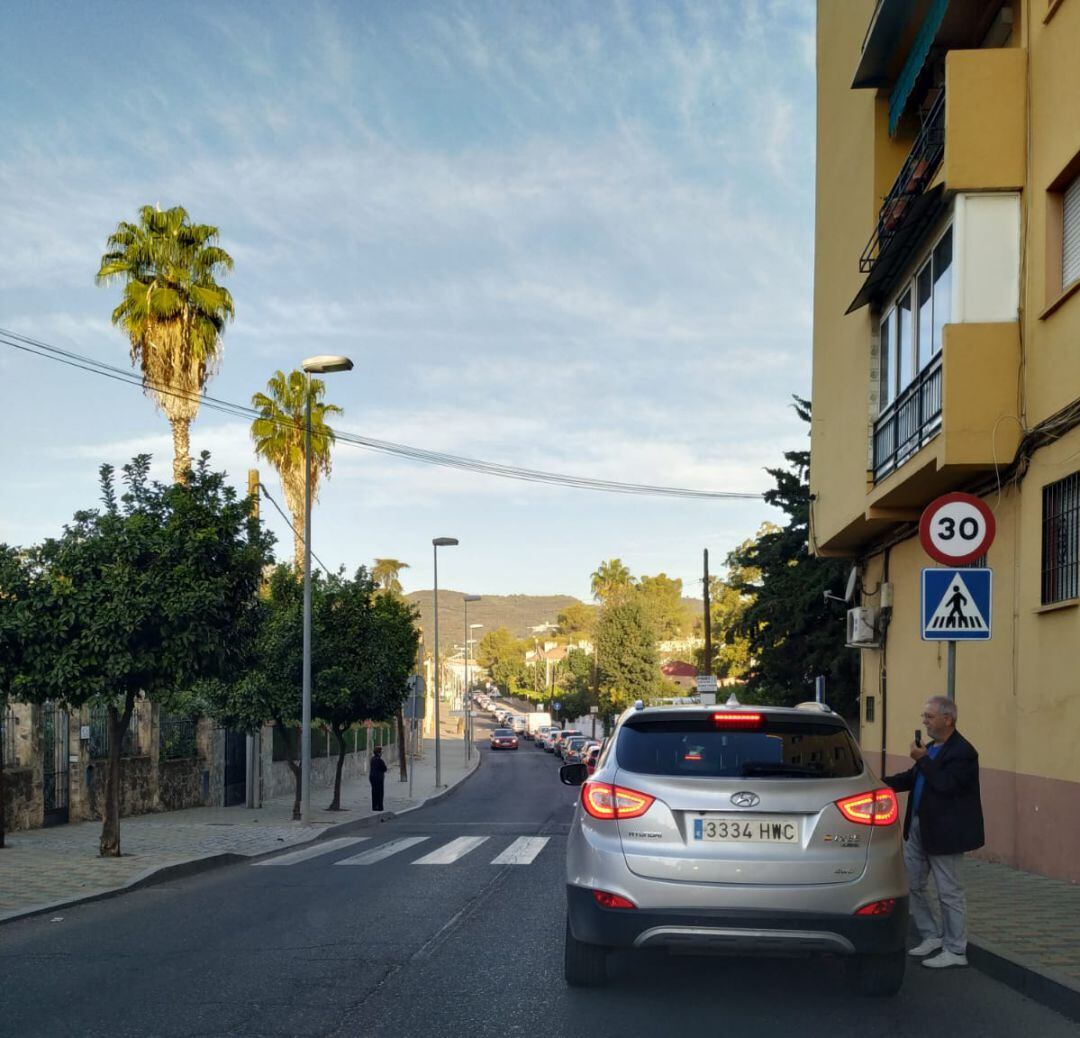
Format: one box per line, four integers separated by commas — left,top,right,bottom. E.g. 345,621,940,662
919,492,996,565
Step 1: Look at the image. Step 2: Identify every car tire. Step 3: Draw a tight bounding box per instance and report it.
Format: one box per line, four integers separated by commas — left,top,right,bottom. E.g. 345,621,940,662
564,916,607,987
846,949,905,997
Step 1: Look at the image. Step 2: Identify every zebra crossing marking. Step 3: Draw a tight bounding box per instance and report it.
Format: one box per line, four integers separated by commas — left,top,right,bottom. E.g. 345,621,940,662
489,836,549,865
335,836,430,865
412,836,489,865
254,837,369,867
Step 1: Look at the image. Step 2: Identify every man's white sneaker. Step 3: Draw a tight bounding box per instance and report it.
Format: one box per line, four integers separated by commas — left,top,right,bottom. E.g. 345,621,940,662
908,938,943,957
922,950,968,969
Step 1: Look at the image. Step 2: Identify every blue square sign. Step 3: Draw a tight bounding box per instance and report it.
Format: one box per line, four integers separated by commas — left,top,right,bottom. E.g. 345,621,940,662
921,568,992,641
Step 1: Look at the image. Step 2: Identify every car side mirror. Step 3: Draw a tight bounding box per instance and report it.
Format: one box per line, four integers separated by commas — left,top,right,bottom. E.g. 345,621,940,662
560,762,588,786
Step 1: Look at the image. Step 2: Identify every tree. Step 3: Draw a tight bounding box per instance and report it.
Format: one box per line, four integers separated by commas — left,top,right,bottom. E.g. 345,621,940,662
96,205,235,484
590,558,634,603
728,398,860,717
594,597,661,714
636,572,692,640
477,627,527,693
0,546,31,849
372,558,410,596
251,370,343,574
556,602,597,640
553,648,597,721
22,454,271,855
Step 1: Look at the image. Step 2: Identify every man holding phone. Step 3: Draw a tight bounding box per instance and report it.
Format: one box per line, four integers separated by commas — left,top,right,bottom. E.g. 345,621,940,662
885,696,984,970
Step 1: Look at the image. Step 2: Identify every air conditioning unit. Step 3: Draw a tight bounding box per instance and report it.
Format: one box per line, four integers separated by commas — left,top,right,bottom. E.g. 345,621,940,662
846,607,880,648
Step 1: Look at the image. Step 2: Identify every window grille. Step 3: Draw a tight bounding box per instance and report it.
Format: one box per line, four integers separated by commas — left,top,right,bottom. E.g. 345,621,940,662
1042,472,1080,605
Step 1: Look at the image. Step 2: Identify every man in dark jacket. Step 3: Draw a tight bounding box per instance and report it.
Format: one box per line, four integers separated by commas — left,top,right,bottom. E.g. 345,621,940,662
885,695,984,970
369,746,388,812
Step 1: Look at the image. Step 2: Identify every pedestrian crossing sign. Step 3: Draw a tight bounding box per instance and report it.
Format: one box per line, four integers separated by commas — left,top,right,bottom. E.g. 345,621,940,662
921,568,992,641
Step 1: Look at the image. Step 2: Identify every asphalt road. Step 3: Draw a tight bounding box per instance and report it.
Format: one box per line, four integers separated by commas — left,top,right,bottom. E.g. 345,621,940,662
1,712,1075,1038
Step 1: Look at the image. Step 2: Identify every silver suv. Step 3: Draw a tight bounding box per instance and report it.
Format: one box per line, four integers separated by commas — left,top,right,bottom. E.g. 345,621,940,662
560,701,908,996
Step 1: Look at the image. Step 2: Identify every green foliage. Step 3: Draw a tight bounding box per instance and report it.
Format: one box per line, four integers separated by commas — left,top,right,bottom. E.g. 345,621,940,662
728,399,859,717
554,648,597,720
477,626,527,693
372,558,410,596
0,546,31,707
555,602,597,639
590,558,634,603
636,572,694,639
594,596,661,712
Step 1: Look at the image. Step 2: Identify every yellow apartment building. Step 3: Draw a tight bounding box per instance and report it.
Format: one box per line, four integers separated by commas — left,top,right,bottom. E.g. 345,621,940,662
811,0,1080,882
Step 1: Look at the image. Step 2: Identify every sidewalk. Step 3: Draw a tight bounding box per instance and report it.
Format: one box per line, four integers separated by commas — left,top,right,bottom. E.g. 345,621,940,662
0,719,478,924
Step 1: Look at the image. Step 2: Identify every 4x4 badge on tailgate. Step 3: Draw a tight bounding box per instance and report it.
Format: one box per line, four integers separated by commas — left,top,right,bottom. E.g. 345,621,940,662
730,791,760,808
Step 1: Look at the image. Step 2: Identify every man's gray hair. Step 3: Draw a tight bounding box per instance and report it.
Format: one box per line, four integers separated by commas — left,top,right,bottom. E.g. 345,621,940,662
926,695,957,723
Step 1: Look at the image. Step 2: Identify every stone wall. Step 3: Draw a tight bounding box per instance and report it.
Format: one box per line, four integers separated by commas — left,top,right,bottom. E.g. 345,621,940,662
157,758,203,812
264,748,370,801
85,756,156,821
2,767,35,833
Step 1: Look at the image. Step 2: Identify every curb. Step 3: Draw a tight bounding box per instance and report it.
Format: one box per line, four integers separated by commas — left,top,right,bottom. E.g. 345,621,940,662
0,743,483,928
967,937,1080,1024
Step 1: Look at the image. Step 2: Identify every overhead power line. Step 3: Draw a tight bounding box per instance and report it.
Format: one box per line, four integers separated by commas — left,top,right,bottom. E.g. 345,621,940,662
0,328,766,501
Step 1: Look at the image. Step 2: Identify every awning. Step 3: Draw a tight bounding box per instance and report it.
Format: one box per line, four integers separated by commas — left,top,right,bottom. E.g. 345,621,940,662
847,185,947,314
852,0,921,89
888,0,949,134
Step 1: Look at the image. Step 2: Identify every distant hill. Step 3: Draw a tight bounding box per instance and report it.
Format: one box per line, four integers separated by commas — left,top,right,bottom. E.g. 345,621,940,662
404,590,708,652
405,590,582,650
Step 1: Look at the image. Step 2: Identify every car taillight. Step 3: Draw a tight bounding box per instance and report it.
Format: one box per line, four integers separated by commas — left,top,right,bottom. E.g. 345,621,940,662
855,898,897,916
835,788,899,826
712,712,762,729
581,781,655,820
593,889,636,910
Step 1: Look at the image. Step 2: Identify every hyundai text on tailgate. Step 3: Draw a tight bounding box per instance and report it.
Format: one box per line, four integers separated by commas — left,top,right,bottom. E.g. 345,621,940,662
559,700,908,995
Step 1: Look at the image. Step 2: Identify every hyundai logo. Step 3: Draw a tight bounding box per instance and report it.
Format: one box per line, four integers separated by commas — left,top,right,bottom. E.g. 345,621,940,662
730,791,760,808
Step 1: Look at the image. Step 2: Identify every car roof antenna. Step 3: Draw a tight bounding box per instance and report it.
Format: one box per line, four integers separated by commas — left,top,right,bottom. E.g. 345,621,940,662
725,692,741,708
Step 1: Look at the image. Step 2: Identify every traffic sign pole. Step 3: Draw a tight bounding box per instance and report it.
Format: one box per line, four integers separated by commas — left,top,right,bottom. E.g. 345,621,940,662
947,641,956,701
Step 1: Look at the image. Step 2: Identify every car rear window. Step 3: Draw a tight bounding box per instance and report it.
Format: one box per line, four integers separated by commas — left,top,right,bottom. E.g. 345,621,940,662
493,729,514,736
616,717,863,779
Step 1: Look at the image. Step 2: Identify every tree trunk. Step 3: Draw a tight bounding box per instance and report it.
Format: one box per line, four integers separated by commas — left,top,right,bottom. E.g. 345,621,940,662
276,719,302,819
99,695,134,857
292,513,304,576
328,725,347,810
396,708,407,782
171,417,192,484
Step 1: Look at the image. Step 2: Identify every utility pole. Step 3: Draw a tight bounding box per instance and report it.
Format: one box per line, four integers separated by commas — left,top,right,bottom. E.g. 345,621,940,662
702,548,712,677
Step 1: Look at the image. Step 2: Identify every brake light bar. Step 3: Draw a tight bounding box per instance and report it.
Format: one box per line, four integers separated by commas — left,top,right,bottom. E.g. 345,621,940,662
712,712,762,729
581,781,656,820
835,788,899,827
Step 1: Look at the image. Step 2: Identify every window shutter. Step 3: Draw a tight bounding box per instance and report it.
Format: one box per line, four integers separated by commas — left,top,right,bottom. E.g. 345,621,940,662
1063,175,1080,289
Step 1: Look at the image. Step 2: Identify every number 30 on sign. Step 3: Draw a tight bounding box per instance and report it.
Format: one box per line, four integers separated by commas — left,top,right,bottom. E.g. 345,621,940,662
918,492,996,566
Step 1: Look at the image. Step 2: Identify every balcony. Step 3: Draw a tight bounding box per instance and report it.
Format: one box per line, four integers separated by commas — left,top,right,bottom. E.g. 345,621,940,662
860,90,945,274
873,353,942,481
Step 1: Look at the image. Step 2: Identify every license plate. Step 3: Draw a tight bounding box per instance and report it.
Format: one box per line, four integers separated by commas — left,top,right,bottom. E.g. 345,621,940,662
693,815,800,843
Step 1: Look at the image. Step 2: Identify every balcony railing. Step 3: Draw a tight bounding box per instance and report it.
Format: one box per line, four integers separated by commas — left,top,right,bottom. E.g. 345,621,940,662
873,353,943,482
860,89,945,274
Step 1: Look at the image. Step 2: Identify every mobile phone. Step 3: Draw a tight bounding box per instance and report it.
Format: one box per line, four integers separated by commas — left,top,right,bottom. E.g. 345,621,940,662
914,730,922,747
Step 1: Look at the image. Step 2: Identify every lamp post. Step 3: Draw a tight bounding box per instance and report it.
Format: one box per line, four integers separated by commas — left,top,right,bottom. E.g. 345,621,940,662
432,537,459,788
463,597,481,761
300,354,353,824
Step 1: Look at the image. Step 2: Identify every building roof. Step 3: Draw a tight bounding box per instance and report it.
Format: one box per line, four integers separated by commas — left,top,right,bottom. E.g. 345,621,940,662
661,661,698,678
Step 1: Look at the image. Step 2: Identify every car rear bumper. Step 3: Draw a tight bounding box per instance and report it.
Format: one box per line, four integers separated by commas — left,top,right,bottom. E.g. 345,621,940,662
566,885,907,956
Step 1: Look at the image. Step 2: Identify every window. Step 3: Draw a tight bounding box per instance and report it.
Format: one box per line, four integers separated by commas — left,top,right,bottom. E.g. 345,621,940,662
877,224,952,410
1041,472,1080,605
1063,175,1080,291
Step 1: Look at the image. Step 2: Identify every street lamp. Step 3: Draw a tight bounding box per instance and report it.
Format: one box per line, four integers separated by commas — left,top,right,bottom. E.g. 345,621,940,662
432,537,459,788
300,354,353,824
463,596,481,761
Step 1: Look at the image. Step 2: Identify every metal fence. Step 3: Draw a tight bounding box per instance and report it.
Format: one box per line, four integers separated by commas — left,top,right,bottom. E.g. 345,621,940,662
87,706,140,759
1042,472,1080,605
159,715,198,760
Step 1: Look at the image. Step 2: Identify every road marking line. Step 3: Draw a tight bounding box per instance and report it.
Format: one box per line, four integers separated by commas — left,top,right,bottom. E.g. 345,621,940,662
412,836,490,865
335,836,429,865
254,837,369,866
490,836,549,865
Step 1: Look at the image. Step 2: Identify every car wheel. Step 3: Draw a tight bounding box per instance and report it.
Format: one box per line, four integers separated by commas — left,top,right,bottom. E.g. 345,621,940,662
564,916,607,987
846,949,905,997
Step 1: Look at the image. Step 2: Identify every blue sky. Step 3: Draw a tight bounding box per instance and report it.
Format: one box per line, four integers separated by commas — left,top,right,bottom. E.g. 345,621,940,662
0,0,816,601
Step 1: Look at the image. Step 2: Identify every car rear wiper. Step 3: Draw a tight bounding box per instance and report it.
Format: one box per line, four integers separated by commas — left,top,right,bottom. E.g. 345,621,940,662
739,762,825,777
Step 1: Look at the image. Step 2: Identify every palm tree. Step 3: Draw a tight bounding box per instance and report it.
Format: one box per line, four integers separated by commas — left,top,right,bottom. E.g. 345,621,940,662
372,558,410,596
251,370,343,573
590,558,634,603
96,205,234,483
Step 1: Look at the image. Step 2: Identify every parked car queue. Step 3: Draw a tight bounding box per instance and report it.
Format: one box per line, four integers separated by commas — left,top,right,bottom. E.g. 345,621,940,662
473,693,603,770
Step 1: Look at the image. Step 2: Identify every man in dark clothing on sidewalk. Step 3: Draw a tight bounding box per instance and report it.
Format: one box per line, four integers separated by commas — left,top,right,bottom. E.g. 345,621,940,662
885,695,984,970
369,745,388,812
